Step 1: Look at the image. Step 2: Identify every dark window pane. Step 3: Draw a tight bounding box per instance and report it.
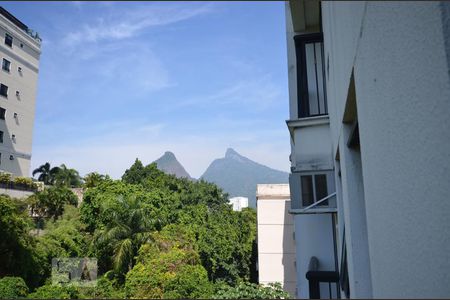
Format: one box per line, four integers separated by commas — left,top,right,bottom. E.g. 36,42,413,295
2,59,10,72
294,33,327,118
0,107,5,120
0,84,8,97
315,174,328,206
4,34,12,47
0,131,4,143
301,175,314,207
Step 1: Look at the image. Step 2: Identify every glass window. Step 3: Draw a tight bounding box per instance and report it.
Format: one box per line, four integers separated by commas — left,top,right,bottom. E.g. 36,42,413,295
0,84,8,97
315,174,328,206
2,59,10,72
0,107,5,120
4,33,12,47
301,175,314,206
294,34,328,118
0,131,4,143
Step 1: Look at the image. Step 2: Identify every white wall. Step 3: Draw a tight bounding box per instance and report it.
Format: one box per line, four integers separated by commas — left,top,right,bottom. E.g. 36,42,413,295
0,187,33,198
257,184,296,297
294,214,337,299
0,12,40,177
323,1,450,298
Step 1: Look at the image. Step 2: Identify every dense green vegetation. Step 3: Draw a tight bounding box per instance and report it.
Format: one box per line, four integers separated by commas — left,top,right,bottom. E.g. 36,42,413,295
0,159,290,299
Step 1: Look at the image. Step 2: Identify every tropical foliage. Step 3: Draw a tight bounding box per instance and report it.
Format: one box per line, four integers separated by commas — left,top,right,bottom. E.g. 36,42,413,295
32,162,82,187
1,159,290,299
0,276,29,299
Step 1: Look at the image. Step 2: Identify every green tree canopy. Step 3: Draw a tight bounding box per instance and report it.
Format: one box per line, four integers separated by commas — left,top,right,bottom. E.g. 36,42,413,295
0,276,28,299
213,281,290,299
28,186,78,221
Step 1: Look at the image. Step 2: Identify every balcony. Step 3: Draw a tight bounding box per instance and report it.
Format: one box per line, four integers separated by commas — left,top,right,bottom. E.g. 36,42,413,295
294,33,327,118
306,256,340,299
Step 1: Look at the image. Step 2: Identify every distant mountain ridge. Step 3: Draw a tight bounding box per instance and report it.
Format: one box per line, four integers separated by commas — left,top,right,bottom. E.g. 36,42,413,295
201,148,289,208
153,151,193,180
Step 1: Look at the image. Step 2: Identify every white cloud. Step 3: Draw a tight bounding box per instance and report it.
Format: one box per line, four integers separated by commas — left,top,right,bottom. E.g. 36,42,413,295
164,74,282,113
62,3,213,48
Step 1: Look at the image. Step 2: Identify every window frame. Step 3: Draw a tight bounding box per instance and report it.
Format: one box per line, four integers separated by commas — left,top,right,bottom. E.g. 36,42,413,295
294,33,328,118
289,170,336,211
4,33,13,48
2,58,10,72
0,84,8,98
0,107,5,120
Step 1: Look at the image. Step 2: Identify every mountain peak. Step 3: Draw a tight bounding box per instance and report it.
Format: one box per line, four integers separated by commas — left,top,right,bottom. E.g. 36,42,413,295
154,151,193,180
202,148,289,208
225,148,241,159
163,151,176,159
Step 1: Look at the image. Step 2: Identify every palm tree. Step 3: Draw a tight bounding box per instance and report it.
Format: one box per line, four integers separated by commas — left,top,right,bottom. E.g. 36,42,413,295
83,172,109,188
32,162,61,185
53,164,82,187
94,194,154,276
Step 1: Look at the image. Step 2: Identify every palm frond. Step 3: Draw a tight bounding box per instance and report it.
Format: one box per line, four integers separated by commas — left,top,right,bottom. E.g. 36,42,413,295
113,238,133,272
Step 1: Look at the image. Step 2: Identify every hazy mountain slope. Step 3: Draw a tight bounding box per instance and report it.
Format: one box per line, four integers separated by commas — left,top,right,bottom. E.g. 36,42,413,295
154,151,193,180
201,148,289,207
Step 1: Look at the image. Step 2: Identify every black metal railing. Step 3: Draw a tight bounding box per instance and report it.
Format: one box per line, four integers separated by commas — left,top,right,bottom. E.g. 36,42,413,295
294,33,328,118
306,256,339,299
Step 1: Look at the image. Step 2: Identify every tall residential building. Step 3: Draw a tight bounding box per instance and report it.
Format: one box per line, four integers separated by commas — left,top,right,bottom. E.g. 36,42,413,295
0,7,41,177
285,1,450,298
256,184,296,297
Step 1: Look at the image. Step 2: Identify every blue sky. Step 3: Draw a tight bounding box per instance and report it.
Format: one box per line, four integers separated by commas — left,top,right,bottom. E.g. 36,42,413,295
3,1,290,178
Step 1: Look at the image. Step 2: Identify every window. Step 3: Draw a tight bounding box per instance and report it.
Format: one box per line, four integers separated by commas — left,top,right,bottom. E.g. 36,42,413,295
301,174,329,207
2,58,10,72
0,84,8,97
4,33,12,47
294,33,327,118
11,134,15,142
0,131,4,143
290,171,336,210
9,155,13,160
0,107,5,120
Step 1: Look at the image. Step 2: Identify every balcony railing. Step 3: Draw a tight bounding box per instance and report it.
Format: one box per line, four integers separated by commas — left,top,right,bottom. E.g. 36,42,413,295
294,33,327,118
306,256,340,299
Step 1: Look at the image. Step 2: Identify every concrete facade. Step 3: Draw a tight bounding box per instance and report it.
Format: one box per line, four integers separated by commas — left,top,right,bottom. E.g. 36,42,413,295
256,184,296,297
0,7,41,177
286,1,450,298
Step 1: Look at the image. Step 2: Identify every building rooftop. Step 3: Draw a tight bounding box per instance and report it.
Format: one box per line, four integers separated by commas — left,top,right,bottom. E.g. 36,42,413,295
256,184,290,199
0,6,41,43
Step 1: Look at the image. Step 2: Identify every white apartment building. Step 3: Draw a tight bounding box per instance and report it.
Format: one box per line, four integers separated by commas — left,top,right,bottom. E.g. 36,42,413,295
285,1,450,298
229,196,249,211
0,7,41,177
256,184,296,297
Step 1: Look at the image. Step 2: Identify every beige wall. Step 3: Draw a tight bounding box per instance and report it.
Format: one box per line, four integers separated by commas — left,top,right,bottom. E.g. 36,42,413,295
256,184,296,297
0,12,40,177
